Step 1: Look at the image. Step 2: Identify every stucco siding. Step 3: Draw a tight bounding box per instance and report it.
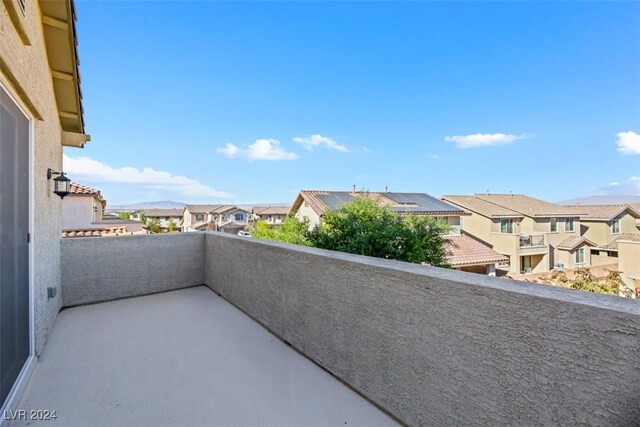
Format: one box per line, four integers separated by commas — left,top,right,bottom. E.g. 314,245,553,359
1,1,67,355
204,232,640,426
61,233,205,307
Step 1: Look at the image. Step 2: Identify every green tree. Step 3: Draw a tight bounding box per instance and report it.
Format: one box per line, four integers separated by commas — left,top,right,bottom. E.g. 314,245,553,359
118,211,131,220
147,219,162,234
251,216,311,246
308,197,450,266
139,212,147,224
167,219,177,233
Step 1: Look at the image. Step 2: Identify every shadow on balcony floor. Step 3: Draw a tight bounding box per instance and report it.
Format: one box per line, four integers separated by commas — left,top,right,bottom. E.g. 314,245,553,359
12,286,395,426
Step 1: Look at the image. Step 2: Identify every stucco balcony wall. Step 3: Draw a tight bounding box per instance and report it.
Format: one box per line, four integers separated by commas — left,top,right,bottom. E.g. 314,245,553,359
61,233,205,307
56,233,640,425
204,232,640,426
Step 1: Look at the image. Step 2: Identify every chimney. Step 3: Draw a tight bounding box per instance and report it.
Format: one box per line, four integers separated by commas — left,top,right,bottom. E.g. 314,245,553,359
352,184,356,193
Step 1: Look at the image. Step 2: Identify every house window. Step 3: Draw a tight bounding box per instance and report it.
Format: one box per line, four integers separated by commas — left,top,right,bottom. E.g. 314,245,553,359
575,247,585,264
550,218,557,233
195,214,204,222
304,201,309,207
612,218,620,234
262,215,268,220
234,213,244,221
500,219,514,234
565,218,575,232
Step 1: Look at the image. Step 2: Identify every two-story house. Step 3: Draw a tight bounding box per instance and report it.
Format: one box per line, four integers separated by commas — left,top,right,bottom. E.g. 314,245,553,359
62,183,145,237
251,206,291,226
565,204,640,266
144,208,184,232
442,194,584,274
183,204,249,233
290,190,508,274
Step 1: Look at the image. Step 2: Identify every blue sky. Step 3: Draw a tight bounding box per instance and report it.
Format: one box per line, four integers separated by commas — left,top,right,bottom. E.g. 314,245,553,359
64,1,640,205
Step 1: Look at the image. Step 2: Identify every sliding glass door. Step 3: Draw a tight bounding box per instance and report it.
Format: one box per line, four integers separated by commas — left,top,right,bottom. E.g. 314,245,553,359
0,86,30,407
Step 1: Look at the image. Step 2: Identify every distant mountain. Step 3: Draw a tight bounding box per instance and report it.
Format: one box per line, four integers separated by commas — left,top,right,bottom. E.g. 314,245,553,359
107,201,186,211
558,195,640,205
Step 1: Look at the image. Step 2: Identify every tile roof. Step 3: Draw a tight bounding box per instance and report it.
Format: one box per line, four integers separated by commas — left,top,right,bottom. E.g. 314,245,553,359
564,204,640,221
210,205,247,214
69,182,100,195
475,194,579,217
191,220,211,230
442,195,522,218
145,208,184,217
557,236,596,250
293,190,467,217
444,235,509,267
252,206,291,215
62,226,131,238
69,182,106,207
601,234,640,251
185,204,221,214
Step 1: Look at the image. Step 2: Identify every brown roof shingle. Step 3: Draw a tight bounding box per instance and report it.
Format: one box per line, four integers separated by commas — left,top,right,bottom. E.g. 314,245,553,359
445,235,509,267
442,195,521,218
475,194,579,217
252,206,291,215
564,204,640,221
557,236,596,250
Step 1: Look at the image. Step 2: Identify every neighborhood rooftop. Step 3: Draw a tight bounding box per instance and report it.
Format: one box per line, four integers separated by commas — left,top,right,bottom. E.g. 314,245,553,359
564,204,640,221
252,205,291,215
144,208,184,217
293,190,468,216
445,234,509,267
443,194,582,218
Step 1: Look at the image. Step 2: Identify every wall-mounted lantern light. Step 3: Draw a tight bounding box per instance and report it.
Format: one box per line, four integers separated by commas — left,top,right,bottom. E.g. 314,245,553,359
47,168,71,199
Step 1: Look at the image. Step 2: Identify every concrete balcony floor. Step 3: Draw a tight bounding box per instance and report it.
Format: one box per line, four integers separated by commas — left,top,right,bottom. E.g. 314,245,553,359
12,286,395,426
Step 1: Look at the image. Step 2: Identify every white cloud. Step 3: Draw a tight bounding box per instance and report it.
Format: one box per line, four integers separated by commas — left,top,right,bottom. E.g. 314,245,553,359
217,139,297,161
615,131,640,155
444,133,532,148
63,155,234,200
600,177,640,195
293,134,350,152
430,154,441,160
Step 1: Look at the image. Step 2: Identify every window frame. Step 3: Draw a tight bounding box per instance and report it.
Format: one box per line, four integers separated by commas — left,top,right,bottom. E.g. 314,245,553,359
500,218,514,234
550,217,558,233
575,247,585,264
565,218,575,232
611,218,621,234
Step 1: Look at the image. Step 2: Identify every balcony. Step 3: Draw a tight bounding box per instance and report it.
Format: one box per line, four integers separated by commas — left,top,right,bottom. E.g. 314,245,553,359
8,233,640,425
519,234,545,248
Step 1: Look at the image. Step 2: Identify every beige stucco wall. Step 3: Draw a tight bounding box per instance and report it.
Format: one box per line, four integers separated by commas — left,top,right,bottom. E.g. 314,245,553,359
619,241,640,281
556,245,591,270
295,202,322,230
62,196,97,229
1,1,66,355
460,213,582,274
582,213,640,247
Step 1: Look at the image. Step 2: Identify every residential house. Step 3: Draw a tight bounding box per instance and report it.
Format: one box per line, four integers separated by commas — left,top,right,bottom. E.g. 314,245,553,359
0,0,91,409
564,204,640,266
251,205,291,226
442,194,583,274
144,208,184,232
62,182,145,237
3,2,637,424
183,204,249,233
291,190,507,274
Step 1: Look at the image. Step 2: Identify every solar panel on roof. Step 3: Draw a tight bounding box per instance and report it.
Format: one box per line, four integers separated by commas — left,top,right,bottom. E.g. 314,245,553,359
318,192,354,210
386,193,464,213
